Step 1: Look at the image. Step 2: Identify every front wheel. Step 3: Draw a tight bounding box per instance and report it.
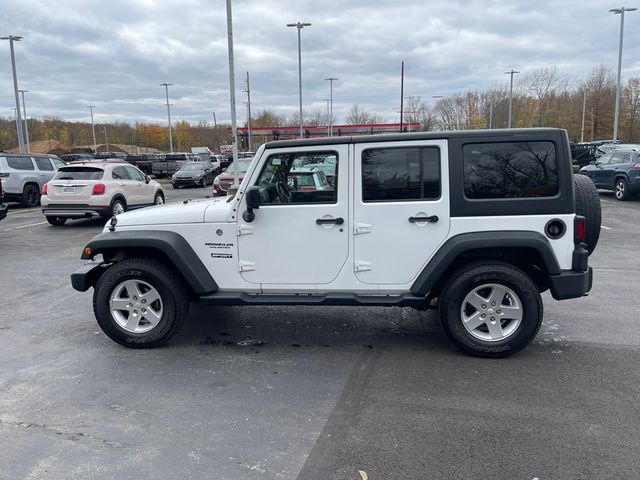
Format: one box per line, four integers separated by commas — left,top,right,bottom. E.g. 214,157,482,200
615,178,631,201
438,262,543,357
46,216,67,226
93,258,190,348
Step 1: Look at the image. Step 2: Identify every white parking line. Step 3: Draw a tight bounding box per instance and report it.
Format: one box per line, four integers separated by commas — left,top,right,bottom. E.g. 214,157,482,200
7,208,41,216
601,226,612,230
14,221,47,229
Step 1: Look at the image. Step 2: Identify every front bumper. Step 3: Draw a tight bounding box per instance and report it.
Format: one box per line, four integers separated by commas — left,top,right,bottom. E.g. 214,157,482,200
71,261,108,292
173,177,203,187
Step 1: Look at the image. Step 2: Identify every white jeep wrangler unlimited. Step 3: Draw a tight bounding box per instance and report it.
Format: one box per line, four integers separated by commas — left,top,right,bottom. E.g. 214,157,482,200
72,128,600,357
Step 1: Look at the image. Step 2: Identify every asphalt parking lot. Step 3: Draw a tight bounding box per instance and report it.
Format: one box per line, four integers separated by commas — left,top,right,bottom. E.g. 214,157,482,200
1,188,639,480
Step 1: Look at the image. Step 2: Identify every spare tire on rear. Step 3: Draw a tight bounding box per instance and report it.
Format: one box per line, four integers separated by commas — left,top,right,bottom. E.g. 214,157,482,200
574,174,601,255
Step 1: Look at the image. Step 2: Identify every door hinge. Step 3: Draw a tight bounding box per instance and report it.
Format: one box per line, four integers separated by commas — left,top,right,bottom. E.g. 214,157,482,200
354,223,372,235
237,224,254,236
239,261,255,272
355,261,372,272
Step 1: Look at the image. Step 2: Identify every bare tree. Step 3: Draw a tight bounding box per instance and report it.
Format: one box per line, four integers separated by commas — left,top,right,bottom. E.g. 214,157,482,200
524,66,567,126
581,65,616,141
345,104,384,125
623,77,640,142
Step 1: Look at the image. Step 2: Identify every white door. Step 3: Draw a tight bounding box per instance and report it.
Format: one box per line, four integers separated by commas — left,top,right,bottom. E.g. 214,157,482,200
237,146,349,286
125,166,154,205
353,140,450,285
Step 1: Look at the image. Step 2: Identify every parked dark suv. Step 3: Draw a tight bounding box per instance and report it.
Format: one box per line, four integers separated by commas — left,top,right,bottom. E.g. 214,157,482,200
579,148,640,200
125,153,156,175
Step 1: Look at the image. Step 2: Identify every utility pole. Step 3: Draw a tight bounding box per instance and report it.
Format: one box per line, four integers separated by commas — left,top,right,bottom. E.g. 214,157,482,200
580,90,587,143
610,7,637,141
489,102,494,129
87,106,97,153
161,83,174,152
287,22,312,139
212,111,220,152
18,89,30,152
324,99,331,136
10,108,20,144
505,69,520,128
1,35,25,152
400,61,405,132
226,0,240,188
244,71,252,151
324,77,338,136
103,124,109,151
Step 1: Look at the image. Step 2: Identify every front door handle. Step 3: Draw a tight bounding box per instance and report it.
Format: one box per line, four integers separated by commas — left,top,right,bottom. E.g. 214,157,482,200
409,215,439,223
316,217,344,225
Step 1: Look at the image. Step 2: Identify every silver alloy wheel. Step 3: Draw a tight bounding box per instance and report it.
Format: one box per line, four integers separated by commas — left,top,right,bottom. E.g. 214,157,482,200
460,283,523,342
154,193,164,205
615,180,625,199
109,279,164,334
112,200,125,215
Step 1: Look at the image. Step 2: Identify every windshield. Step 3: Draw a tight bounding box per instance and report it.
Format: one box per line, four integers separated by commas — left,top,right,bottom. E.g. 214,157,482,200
55,167,104,180
180,163,204,171
227,160,252,173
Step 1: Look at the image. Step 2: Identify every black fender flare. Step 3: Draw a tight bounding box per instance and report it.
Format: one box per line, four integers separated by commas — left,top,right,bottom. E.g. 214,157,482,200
410,231,561,296
81,230,218,294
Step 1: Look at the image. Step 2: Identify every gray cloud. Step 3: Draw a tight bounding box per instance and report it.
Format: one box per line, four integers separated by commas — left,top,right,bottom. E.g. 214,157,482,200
1,0,639,125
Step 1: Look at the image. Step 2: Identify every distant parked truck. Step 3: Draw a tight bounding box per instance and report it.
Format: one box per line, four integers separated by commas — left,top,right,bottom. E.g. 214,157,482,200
151,152,198,177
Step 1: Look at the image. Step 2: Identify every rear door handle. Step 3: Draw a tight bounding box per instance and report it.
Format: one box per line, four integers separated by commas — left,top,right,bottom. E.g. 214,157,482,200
409,215,439,223
316,217,344,225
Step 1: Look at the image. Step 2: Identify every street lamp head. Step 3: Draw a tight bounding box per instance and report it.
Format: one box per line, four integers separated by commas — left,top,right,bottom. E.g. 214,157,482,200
0,36,22,41
610,7,637,13
287,22,311,28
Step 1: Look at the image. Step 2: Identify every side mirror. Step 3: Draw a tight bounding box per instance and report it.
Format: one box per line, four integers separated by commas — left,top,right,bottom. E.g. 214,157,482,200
222,167,227,172
145,175,151,184
243,186,260,222
589,160,596,165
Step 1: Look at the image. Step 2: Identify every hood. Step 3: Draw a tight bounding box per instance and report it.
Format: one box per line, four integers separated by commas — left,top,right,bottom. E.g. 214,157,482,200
218,172,246,181
109,197,231,228
175,170,203,178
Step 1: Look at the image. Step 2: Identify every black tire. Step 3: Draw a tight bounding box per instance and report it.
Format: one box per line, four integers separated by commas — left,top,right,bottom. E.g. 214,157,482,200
154,191,164,205
93,258,190,348
200,177,207,188
109,198,127,217
614,177,631,201
21,183,40,207
574,174,601,255
46,216,67,226
172,183,179,189
438,262,543,358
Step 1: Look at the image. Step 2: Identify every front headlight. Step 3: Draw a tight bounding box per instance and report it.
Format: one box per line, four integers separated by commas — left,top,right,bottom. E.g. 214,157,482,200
214,176,220,185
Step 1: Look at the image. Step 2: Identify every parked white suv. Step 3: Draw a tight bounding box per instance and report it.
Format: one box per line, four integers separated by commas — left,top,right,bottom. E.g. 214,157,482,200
0,153,66,207
41,161,164,226
72,129,600,357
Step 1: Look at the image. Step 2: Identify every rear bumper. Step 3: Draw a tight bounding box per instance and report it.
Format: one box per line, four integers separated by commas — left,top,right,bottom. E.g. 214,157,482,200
42,203,110,218
548,267,593,300
71,261,108,292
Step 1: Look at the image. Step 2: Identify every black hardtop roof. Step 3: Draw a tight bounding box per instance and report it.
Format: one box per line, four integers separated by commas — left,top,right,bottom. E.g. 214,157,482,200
263,128,567,150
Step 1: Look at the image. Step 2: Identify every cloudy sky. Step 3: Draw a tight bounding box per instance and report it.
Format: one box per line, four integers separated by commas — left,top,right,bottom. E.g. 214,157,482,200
1,0,639,126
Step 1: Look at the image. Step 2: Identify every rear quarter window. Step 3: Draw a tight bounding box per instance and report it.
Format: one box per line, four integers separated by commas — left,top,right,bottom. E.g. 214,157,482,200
463,141,559,199
55,167,104,180
7,157,35,170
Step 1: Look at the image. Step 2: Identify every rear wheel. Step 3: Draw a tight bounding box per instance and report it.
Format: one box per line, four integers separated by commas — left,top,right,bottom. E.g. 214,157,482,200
46,216,67,226
615,178,631,201
439,262,543,358
154,191,164,205
110,198,126,216
93,258,190,348
21,184,40,207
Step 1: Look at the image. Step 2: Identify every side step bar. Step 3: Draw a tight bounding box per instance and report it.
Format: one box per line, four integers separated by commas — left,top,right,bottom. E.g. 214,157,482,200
198,292,427,308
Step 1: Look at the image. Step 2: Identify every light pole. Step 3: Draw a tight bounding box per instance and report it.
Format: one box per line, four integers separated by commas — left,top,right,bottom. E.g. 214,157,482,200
580,90,587,143
18,89,30,153
161,83,174,152
1,35,25,152
244,71,252,151
87,106,97,152
226,0,240,189
287,21,311,139
610,7,637,141
10,108,20,143
325,77,338,136
505,69,520,128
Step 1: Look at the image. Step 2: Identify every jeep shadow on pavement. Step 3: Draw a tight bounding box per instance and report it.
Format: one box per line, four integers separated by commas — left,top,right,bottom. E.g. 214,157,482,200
72,128,601,357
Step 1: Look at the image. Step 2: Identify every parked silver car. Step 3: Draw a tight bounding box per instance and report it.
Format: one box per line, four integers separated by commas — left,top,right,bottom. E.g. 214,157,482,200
0,153,66,207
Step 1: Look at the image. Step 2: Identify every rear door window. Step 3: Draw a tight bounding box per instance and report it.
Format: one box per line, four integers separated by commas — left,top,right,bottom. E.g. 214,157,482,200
112,166,131,180
34,157,54,171
7,157,35,170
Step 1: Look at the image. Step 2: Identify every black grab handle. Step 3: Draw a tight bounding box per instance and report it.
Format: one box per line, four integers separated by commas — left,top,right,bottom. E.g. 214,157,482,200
408,215,439,223
316,217,344,225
